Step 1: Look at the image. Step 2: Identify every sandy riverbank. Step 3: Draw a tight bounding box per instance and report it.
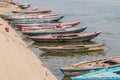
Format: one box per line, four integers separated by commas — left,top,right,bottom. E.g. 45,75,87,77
0,2,58,80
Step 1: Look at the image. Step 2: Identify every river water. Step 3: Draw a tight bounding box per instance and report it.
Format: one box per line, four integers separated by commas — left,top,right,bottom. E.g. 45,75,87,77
15,0,120,80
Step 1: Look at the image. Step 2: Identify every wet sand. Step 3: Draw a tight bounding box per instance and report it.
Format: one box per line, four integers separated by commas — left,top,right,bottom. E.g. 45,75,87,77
0,2,57,80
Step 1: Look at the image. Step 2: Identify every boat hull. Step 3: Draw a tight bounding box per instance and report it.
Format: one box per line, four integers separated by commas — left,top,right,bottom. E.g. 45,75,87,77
15,21,81,27
10,16,64,24
61,65,120,76
72,66,120,80
29,31,101,42
24,27,87,36
60,68,102,76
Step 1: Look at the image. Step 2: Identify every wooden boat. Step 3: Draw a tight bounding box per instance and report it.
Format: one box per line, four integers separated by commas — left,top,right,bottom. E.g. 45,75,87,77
13,8,51,14
60,56,120,76
0,13,25,19
23,27,87,35
20,22,80,31
0,12,51,19
34,43,104,51
28,31,101,42
0,13,16,18
18,3,30,9
20,8,39,11
10,15,64,24
72,66,120,80
21,26,74,31
15,21,81,27
5,14,60,20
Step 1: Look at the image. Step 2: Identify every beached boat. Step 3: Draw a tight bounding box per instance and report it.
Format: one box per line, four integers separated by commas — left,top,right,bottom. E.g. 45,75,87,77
18,8,39,11
5,14,60,20
34,43,104,52
13,8,51,13
15,21,81,27
18,3,30,9
0,12,50,19
0,13,26,19
71,66,120,80
0,13,17,18
23,27,87,35
21,26,73,31
20,23,80,31
28,31,101,42
60,56,120,76
10,15,64,24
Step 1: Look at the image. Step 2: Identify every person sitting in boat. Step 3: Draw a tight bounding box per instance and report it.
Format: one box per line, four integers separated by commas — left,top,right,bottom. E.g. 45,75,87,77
55,23,63,31
56,23,62,28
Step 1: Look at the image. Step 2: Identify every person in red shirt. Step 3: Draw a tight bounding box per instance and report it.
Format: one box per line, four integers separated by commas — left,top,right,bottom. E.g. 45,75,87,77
55,23,64,38
56,23,62,28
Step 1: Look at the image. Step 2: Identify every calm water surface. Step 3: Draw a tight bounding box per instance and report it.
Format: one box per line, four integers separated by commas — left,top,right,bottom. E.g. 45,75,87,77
16,0,120,79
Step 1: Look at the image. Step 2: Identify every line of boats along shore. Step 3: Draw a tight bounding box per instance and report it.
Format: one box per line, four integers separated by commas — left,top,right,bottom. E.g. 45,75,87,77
1,2,120,80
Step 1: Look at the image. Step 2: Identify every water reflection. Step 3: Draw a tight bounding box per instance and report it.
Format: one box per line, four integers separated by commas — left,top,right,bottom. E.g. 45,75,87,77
33,41,105,57
40,50,105,57
33,41,96,46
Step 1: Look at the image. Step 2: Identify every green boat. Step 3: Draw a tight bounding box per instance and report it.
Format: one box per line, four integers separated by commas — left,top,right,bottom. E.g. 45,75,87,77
72,66,120,80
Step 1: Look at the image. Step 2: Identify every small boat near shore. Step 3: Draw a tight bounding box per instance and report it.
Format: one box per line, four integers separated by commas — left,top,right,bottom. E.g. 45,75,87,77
28,31,100,42
10,15,64,24
18,3,30,9
5,14,60,20
20,22,80,31
71,66,120,80
13,8,51,14
23,27,87,35
8,2,30,9
21,26,75,31
15,21,81,27
60,56,120,76
0,12,51,19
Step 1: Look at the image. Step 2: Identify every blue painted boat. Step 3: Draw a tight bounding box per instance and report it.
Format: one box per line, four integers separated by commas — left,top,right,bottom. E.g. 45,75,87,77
5,14,63,20
60,56,120,76
9,16,64,24
23,27,87,35
72,66,120,80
